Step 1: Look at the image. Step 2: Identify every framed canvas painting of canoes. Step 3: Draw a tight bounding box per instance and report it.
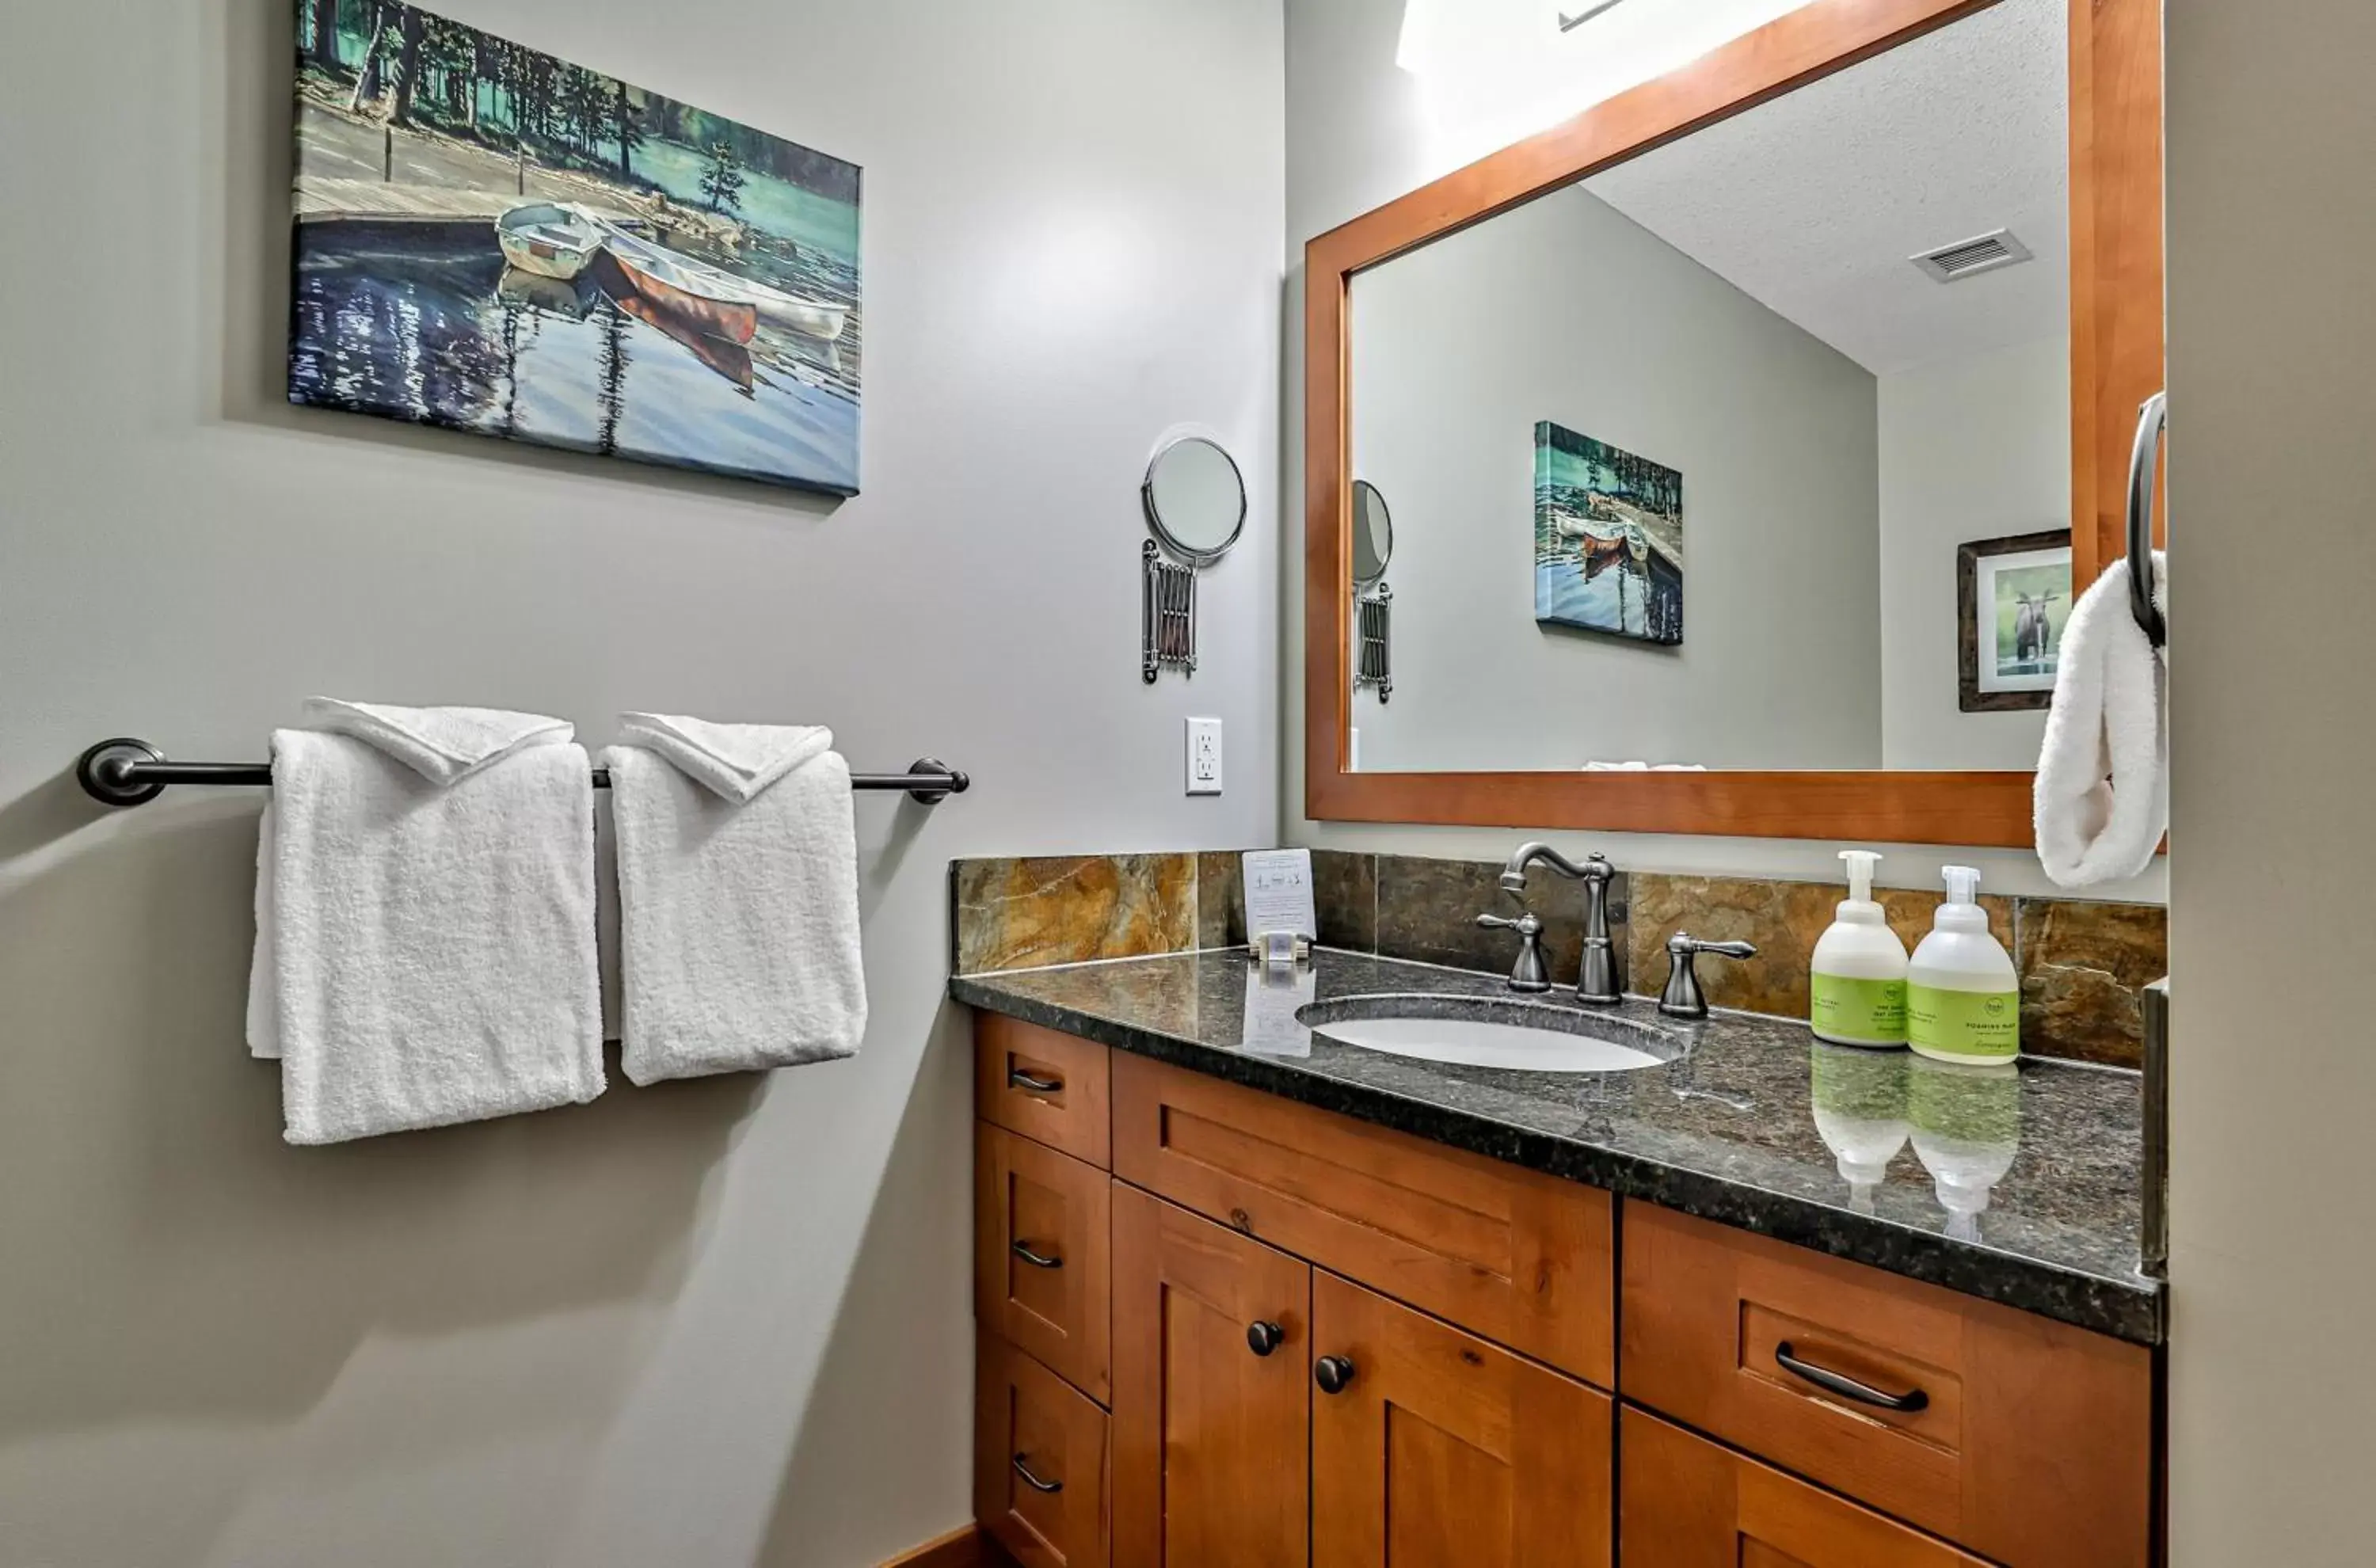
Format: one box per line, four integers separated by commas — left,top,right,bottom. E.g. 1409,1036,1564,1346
1533,421,1682,646
290,2,862,497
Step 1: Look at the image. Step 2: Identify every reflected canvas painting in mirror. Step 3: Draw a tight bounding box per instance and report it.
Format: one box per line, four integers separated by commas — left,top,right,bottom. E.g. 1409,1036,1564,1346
1533,421,1683,645
288,1,862,496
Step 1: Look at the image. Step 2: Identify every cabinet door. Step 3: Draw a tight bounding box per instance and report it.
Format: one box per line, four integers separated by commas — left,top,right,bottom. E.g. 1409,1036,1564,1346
1311,1272,1612,1568
1620,1406,1986,1567
1111,1183,1312,1568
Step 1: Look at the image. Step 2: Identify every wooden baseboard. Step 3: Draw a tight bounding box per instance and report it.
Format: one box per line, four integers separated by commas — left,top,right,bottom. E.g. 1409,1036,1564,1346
878,1522,1010,1568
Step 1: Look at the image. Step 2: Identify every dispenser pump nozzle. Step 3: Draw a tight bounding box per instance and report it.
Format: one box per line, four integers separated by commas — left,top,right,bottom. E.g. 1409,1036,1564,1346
1838,849,1880,904
1942,865,1982,906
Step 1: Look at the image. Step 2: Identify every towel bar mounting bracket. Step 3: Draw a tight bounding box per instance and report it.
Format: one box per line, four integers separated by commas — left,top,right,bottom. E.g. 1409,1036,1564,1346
74,738,970,808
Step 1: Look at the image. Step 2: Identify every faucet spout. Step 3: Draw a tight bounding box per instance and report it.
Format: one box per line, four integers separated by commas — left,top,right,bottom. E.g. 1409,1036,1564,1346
1498,841,1622,1006
1499,841,1608,892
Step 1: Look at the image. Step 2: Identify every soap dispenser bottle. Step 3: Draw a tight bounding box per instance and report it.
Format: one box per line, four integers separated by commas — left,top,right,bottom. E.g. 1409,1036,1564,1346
1906,866,2020,1064
1810,849,1909,1048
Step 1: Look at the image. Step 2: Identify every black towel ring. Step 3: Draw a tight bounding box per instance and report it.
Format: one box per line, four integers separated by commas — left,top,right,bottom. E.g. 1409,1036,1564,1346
2124,390,2168,649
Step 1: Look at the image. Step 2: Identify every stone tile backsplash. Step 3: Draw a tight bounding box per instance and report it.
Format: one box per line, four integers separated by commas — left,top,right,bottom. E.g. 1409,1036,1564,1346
952,847,2165,1068
949,853,1198,974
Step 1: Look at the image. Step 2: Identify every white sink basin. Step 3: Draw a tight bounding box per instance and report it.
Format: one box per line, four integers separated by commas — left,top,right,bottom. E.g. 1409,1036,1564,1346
1297,997,1681,1075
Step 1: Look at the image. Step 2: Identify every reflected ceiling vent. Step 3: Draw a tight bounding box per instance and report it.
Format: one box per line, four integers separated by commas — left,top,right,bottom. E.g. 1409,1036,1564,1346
1910,228,2035,283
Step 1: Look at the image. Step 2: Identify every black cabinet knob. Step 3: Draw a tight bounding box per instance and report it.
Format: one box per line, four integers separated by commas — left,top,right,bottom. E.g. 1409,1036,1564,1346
1247,1320,1284,1357
1314,1355,1357,1395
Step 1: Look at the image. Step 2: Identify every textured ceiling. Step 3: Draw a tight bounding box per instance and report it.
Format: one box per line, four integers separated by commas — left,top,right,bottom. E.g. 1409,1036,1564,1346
1581,0,2068,375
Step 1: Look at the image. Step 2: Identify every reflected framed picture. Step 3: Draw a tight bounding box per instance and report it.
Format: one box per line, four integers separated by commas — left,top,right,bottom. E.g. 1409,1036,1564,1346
1958,529,2071,712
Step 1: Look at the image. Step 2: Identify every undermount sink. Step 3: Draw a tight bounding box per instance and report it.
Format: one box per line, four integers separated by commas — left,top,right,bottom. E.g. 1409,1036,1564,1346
1297,995,1685,1075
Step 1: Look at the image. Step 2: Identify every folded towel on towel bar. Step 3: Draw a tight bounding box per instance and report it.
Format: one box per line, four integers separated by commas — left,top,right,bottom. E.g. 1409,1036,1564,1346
604,716,866,1084
246,702,604,1144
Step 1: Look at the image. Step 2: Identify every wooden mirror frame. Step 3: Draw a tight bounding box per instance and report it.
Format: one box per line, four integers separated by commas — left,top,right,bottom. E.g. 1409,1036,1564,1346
1304,0,2163,847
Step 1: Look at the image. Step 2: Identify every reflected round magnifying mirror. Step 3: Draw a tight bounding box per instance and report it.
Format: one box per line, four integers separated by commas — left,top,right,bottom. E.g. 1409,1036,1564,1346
1144,436,1247,565
1351,480,1393,588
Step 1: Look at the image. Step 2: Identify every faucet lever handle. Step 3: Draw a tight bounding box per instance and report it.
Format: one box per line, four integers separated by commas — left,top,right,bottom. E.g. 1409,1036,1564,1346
1669,933,1756,960
1659,931,1757,1018
1475,910,1550,992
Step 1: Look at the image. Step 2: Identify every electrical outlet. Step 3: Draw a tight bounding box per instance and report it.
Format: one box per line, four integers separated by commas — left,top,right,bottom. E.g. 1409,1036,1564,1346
1186,717,1223,795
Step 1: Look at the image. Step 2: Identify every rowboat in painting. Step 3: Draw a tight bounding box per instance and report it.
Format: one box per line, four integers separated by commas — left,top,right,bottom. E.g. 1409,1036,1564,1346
599,225,851,342
494,203,604,281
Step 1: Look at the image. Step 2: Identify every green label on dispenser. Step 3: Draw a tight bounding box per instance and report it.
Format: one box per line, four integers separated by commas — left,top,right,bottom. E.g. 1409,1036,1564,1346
1906,985,2020,1059
1811,975,1906,1042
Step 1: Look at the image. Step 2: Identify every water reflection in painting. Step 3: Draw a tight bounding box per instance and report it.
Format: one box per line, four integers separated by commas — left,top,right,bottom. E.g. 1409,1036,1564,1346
288,0,862,495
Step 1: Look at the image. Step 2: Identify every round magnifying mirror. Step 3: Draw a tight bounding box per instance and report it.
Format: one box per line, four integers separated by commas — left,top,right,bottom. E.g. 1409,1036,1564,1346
1351,480,1393,588
1144,436,1247,565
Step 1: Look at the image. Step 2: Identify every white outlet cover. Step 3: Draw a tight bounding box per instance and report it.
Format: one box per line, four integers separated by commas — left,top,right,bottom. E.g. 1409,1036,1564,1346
1186,717,1223,795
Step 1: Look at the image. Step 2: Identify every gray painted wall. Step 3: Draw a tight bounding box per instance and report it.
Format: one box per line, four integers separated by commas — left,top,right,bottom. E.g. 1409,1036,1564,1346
1877,334,2069,769
2166,0,2376,1558
0,2,1282,1563
1282,0,2163,903
1351,185,1883,773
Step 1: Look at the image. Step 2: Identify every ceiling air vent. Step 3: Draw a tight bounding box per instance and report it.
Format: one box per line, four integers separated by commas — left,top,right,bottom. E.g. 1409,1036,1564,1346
1910,228,2035,284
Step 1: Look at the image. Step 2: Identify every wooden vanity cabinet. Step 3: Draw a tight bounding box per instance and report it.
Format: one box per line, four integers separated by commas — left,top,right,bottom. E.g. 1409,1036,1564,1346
970,1013,2154,1568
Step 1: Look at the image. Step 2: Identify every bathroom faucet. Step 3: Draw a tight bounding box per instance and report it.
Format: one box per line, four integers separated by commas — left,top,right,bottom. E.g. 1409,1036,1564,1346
1498,843,1620,1004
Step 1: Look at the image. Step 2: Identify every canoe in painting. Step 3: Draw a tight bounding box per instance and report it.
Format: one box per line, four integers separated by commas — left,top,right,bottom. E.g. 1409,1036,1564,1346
600,224,851,342
612,291,755,391
591,247,760,345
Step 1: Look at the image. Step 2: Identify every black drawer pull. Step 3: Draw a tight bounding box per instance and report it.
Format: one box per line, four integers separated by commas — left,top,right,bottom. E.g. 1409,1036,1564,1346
1011,1454,1063,1494
1247,1319,1284,1357
1011,1241,1063,1269
1773,1342,1929,1413
1007,1067,1064,1094
1314,1355,1357,1395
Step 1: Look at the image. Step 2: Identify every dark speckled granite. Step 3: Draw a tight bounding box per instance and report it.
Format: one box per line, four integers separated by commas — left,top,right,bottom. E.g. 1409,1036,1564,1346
951,948,2163,1345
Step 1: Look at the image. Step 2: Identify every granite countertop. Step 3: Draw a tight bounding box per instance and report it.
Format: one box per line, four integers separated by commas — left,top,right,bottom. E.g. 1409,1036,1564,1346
951,947,2163,1346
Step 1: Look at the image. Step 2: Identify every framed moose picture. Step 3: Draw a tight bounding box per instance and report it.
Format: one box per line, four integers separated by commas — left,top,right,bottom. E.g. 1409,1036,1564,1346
1958,529,2073,713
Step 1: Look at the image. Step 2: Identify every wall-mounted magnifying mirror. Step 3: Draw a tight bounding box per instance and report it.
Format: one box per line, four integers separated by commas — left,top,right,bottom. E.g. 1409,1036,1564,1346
1351,479,1394,588
1351,479,1394,702
1144,436,1247,565
1140,435,1245,682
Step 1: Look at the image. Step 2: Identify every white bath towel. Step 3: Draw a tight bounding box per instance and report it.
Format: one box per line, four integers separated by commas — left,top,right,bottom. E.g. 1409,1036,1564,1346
603,720,866,1085
2035,554,2168,889
246,704,604,1144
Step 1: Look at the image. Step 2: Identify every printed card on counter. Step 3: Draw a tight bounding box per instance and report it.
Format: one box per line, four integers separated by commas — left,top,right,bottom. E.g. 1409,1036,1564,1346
1241,849,1317,942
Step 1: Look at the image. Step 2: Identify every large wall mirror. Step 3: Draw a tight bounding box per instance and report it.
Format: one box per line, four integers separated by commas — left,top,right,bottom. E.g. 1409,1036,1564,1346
1306,0,2163,845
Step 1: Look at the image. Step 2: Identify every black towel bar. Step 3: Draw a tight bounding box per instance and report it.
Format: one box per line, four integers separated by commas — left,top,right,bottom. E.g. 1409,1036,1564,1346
73,738,969,808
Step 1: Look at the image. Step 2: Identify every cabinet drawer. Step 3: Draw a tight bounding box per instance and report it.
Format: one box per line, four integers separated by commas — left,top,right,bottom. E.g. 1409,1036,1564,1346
1113,1053,1613,1387
1620,1406,1986,1567
978,1014,1111,1169
977,1123,1111,1404
977,1333,1110,1568
1620,1201,2151,1568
